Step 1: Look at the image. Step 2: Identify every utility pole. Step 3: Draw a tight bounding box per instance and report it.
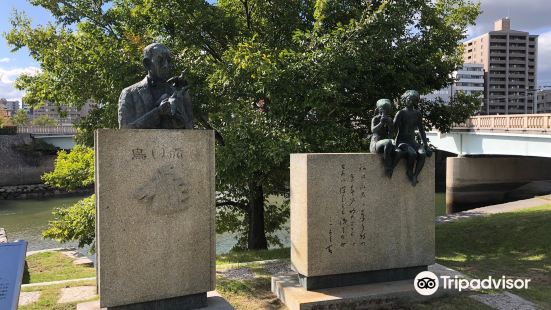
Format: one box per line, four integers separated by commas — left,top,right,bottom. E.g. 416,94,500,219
534,90,538,114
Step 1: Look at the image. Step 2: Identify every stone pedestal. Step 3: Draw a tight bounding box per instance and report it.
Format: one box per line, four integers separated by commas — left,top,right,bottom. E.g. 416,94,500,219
95,129,215,309
271,264,460,310
290,153,435,289
77,292,235,310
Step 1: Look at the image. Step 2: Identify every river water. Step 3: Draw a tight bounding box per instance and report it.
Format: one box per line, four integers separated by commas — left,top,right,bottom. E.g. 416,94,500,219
0,194,441,254
0,195,289,254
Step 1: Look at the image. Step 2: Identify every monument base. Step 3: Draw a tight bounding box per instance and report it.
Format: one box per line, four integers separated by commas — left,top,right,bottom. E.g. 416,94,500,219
298,265,427,290
109,293,205,310
77,292,234,310
273,264,462,310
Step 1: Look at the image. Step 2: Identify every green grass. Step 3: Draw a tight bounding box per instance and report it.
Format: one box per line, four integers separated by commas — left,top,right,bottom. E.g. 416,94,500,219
216,265,285,310
408,294,493,309
20,199,551,309
24,251,96,284
436,192,446,216
215,203,551,309
19,280,97,310
436,205,551,309
216,247,290,267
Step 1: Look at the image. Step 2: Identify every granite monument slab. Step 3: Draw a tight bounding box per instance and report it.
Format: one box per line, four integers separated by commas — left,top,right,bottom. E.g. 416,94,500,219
290,153,434,289
95,129,215,308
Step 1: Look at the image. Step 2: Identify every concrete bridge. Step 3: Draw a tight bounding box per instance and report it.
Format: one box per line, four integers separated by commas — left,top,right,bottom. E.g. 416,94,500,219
17,126,76,150
428,114,551,213
427,114,551,157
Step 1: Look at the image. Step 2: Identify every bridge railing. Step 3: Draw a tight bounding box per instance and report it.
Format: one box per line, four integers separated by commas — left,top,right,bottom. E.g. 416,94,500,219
454,114,551,132
16,126,77,135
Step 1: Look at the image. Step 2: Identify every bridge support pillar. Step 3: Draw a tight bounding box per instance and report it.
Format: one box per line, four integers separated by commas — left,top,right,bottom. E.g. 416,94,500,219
446,156,551,214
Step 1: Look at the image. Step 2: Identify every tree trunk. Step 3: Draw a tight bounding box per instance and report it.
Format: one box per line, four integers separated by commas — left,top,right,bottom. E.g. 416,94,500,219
247,182,268,250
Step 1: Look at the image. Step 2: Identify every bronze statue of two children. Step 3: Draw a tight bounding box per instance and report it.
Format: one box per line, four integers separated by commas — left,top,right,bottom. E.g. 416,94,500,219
370,90,432,186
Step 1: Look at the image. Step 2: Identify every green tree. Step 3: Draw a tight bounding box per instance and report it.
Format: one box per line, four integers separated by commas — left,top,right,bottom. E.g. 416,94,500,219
41,145,95,250
42,145,95,191
7,0,480,250
0,114,12,128
42,195,96,251
11,109,29,126
31,115,58,126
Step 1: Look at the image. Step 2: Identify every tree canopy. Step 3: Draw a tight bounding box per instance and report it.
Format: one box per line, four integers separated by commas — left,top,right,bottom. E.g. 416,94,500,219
31,115,58,126
11,109,29,126
6,0,481,249
0,114,12,128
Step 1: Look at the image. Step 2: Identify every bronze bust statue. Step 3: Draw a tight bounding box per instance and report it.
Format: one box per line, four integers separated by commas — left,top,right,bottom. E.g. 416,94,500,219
118,43,193,129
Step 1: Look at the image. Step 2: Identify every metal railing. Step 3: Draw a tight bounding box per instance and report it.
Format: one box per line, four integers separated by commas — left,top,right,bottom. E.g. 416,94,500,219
454,114,551,132
16,126,77,135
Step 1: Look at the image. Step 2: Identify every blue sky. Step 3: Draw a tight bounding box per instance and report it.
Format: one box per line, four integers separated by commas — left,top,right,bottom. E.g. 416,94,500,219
2,0,551,102
0,1,52,100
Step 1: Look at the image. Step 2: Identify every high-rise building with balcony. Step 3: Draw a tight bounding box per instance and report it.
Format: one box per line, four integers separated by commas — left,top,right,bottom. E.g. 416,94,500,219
463,18,538,114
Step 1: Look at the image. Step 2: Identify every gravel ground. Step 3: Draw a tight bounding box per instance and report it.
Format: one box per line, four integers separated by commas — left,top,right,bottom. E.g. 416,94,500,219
470,292,537,310
217,267,256,280
58,286,97,304
19,291,41,306
262,262,293,276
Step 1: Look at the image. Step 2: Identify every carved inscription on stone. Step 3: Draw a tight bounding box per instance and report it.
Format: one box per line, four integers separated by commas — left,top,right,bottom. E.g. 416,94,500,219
130,147,189,214
326,164,368,254
131,147,184,160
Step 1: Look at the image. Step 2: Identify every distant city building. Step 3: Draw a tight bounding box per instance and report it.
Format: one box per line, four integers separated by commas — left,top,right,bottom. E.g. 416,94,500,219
21,102,31,113
537,89,551,113
30,100,94,125
79,99,95,118
423,63,484,104
423,87,452,103
0,98,21,116
0,107,9,118
463,18,538,115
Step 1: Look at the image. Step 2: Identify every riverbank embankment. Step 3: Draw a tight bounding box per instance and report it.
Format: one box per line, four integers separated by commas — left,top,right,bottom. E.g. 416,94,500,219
0,184,92,200
0,134,57,186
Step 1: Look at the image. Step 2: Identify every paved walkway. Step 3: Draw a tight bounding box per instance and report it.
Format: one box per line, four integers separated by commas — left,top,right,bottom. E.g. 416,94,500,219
437,195,551,224
22,277,96,288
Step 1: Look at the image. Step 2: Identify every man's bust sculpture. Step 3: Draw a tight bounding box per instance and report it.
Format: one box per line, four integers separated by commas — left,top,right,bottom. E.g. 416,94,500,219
118,43,193,129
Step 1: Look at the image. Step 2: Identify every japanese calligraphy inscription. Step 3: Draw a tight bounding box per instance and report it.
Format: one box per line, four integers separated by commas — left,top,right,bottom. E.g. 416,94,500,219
290,153,435,279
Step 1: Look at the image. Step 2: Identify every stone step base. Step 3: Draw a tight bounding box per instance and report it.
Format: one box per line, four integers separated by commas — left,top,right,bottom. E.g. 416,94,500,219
76,291,234,310
272,264,465,310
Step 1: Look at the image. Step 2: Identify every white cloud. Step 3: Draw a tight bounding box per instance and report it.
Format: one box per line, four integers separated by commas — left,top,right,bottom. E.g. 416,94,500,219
465,0,551,86
0,66,40,102
0,58,10,63
538,31,551,86
468,0,551,38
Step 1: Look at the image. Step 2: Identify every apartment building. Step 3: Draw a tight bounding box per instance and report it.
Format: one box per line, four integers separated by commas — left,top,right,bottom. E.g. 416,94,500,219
30,100,94,125
463,18,538,114
0,107,9,118
537,89,551,113
423,63,484,104
0,98,20,116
